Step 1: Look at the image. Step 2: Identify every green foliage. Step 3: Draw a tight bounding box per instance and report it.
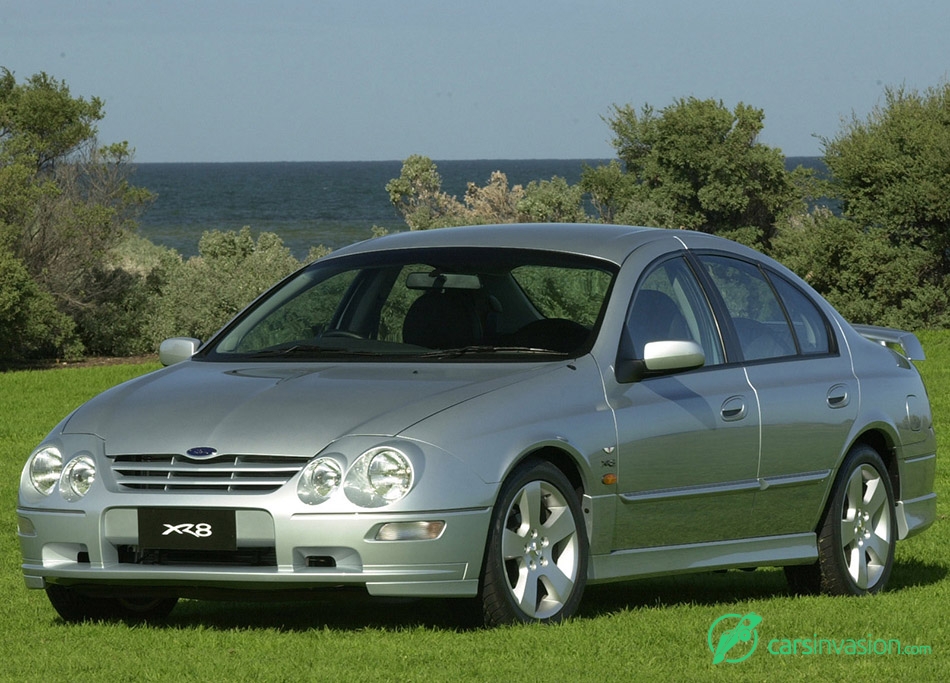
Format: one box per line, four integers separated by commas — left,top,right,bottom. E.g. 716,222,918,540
823,82,950,274
580,160,632,224
784,80,950,329
385,102,803,253
516,176,587,223
0,68,155,360
386,154,468,229
0,67,104,170
150,227,302,343
0,245,82,360
388,157,588,229
771,209,949,329
603,98,801,245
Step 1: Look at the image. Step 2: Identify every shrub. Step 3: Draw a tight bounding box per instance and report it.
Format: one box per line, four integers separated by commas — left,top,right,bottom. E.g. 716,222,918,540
0,244,82,360
771,209,950,329
149,227,302,343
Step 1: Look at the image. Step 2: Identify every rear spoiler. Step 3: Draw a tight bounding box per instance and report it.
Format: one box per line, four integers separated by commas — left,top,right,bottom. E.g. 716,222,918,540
852,324,926,360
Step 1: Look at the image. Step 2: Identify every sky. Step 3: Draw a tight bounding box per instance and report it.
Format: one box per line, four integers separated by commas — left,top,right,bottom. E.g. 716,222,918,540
2,0,948,163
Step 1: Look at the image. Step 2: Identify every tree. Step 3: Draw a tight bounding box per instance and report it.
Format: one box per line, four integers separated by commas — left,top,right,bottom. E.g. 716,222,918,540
516,176,586,223
18,142,153,311
149,227,302,343
385,155,468,229
0,244,81,361
772,209,949,328
823,82,950,275
580,160,631,224
0,68,153,360
0,68,104,171
387,156,587,229
600,98,804,246
462,170,524,224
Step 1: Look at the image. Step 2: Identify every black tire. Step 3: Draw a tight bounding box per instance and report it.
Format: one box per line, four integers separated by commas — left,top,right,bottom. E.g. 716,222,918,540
46,585,178,623
480,460,588,626
785,444,896,596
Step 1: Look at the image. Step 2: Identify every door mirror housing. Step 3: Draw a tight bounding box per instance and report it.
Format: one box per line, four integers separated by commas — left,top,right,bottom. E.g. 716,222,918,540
615,340,706,383
159,337,202,366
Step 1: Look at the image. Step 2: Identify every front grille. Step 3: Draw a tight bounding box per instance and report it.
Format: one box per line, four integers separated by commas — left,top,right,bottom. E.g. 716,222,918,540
111,453,310,493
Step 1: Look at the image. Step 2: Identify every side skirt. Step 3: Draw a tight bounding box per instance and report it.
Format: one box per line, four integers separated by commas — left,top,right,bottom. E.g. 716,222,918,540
588,533,817,583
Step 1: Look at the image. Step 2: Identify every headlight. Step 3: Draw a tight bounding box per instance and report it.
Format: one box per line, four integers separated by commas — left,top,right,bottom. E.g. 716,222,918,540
297,457,343,505
344,447,414,508
60,455,96,502
29,447,62,496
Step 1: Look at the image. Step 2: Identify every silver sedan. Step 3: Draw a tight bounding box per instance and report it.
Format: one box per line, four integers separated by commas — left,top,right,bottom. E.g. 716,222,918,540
17,223,937,626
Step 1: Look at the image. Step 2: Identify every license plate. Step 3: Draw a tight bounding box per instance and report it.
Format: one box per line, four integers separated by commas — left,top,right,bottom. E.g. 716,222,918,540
138,508,237,551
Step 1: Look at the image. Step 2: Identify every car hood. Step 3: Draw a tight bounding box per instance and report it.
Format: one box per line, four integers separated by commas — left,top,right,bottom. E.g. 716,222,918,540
63,360,561,457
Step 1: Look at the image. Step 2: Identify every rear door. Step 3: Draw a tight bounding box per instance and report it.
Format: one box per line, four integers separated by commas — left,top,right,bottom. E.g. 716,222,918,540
696,254,857,535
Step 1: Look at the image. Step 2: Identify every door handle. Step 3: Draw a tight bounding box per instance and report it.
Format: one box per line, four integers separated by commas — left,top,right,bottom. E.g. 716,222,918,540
720,395,747,421
827,384,850,409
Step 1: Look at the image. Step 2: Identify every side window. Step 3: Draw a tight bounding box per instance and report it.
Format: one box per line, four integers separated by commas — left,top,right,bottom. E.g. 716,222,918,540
699,255,796,361
768,274,833,355
625,257,724,366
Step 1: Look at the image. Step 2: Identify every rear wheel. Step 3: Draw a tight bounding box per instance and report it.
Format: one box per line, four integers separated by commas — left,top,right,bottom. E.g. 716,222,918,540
785,444,896,596
46,585,178,623
480,460,588,626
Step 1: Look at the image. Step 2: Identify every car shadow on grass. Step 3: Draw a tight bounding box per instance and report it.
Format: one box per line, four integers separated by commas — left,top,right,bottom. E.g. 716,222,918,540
578,559,948,618
136,570,794,632
886,558,948,591
580,567,791,616
156,591,486,633
82,560,947,633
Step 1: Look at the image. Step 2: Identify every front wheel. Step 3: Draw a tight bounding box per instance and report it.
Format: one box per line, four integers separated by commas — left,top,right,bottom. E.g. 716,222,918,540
480,460,588,626
786,444,896,596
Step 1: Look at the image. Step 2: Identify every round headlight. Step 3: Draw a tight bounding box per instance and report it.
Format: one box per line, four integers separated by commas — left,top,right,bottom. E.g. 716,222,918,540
344,447,414,508
297,457,343,505
60,455,96,502
29,447,63,496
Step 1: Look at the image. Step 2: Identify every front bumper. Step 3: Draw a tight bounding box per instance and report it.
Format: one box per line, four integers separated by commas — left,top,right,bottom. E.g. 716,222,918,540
17,504,491,598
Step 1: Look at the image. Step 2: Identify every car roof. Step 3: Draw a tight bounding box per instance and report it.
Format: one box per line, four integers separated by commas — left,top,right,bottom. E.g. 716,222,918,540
326,223,774,272
328,223,675,265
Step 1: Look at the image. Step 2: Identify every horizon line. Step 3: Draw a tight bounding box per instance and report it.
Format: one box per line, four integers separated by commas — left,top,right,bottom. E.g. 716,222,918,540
132,155,823,165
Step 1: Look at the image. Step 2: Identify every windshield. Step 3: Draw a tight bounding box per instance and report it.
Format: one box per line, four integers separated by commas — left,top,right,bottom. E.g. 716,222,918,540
201,247,616,362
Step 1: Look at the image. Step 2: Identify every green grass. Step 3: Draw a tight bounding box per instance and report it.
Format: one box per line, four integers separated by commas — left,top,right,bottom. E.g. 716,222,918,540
2,341,947,682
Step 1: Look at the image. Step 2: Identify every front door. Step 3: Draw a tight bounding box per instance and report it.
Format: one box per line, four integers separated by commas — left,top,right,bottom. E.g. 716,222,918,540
607,256,761,550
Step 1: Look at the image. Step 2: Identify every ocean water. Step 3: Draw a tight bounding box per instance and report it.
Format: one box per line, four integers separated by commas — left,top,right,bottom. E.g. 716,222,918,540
132,157,823,259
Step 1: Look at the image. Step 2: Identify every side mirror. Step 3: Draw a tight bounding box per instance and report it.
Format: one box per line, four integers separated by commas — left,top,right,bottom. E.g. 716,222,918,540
615,340,705,383
643,340,705,371
159,337,201,366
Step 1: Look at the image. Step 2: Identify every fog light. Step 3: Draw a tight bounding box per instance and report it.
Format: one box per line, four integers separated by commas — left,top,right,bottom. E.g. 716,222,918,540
17,516,36,536
375,521,445,541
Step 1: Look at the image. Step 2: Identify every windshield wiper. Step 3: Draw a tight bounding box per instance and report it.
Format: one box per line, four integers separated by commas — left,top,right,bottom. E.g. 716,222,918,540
416,345,570,359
